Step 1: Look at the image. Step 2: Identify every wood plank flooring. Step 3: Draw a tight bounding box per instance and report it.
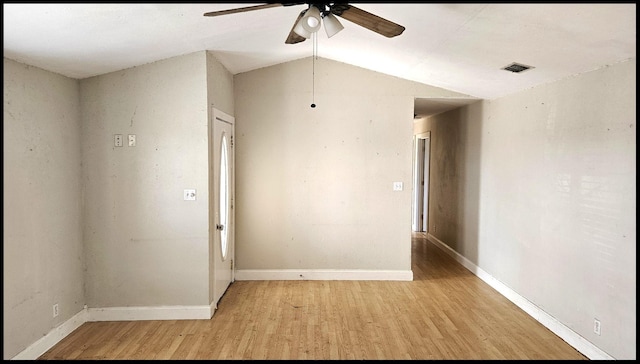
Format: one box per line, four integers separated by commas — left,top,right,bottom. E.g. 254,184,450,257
38,233,587,360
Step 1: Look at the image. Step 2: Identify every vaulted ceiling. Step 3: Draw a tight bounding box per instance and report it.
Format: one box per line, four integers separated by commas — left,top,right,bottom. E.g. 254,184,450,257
3,3,636,116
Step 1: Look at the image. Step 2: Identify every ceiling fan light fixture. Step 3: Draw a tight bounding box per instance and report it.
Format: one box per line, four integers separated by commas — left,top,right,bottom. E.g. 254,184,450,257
301,5,322,34
323,12,344,38
293,18,312,39
204,3,407,44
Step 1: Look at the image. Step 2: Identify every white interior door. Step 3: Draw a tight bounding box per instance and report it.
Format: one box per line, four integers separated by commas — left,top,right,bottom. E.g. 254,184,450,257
211,108,234,309
421,135,430,231
412,138,424,231
412,132,430,232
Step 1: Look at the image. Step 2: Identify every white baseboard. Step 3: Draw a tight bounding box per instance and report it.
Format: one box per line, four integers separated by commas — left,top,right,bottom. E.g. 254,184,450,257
11,308,88,360
235,269,414,281
11,303,214,360
87,304,213,321
426,233,615,361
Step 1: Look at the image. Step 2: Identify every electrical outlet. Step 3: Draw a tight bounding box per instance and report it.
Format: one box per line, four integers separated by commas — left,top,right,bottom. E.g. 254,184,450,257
53,303,59,318
594,319,601,336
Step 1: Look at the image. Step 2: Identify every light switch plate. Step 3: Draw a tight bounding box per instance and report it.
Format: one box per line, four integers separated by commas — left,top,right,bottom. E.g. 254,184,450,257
393,182,403,191
114,134,123,147
184,189,196,201
128,134,136,147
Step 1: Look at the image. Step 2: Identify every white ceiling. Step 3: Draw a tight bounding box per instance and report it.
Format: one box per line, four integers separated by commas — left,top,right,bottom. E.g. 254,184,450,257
3,3,636,116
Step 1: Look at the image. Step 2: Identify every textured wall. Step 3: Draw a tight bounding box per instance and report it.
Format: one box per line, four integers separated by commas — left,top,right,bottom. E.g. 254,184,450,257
233,57,469,272
3,58,84,359
417,59,636,359
81,52,211,307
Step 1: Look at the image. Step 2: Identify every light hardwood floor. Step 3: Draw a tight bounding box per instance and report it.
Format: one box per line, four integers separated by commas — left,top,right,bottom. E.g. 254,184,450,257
38,233,587,360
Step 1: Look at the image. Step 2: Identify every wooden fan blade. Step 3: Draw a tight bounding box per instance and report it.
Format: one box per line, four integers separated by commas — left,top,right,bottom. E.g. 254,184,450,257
203,3,282,17
285,10,307,44
332,4,405,38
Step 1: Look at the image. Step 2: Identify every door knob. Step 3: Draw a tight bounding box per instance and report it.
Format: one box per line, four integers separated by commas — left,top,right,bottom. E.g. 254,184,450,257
216,224,224,231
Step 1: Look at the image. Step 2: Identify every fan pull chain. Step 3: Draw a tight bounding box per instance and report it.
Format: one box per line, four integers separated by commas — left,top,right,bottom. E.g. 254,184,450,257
310,32,317,108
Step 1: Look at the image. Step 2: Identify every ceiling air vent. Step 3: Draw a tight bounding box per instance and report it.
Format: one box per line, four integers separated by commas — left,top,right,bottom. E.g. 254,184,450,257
502,62,534,73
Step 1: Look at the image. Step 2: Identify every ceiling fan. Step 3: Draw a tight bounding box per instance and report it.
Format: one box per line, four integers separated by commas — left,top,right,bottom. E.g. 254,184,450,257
203,2,405,44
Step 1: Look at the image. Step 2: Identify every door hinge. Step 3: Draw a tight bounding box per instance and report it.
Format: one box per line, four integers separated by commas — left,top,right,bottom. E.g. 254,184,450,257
230,259,234,270
230,135,234,148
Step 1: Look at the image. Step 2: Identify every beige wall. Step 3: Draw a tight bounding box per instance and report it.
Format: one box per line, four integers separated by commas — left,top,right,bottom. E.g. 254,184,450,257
233,57,470,273
206,51,234,118
415,59,636,359
3,58,84,359
81,52,211,307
